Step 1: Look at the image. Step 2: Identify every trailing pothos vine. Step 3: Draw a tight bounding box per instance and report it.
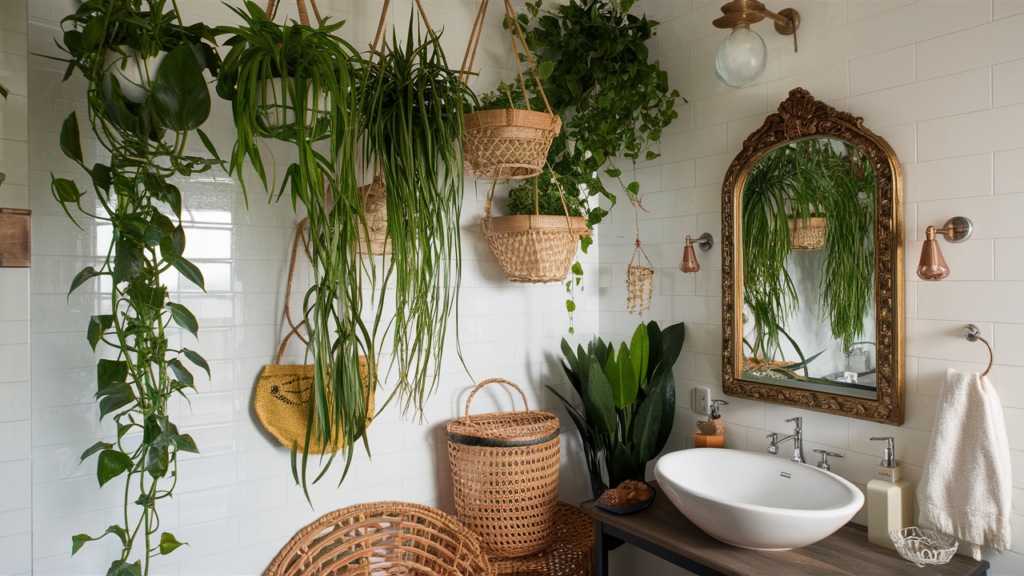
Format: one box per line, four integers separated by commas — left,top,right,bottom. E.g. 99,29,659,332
53,1,223,574
507,0,681,322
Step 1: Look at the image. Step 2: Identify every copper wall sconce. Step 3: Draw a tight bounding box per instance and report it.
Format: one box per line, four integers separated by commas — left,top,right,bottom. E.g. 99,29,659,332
680,233,714,274
712,0,800,88
917,216,973,281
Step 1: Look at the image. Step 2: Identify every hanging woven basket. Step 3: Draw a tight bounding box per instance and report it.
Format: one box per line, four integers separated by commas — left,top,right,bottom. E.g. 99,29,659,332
482,212,590,284
463,110,562,180
788,216,827,250
627,238,655,316
460,0,560,180
356,174,391,256
447,379,560,558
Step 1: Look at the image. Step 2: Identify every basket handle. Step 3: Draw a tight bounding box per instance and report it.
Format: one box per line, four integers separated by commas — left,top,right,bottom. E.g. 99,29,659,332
464,378,530,421
274,218,311,364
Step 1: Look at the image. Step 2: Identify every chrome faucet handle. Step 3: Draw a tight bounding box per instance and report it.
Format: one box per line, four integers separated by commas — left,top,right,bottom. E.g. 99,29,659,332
766,433,779,454
785,416,802,430
813,449,843,472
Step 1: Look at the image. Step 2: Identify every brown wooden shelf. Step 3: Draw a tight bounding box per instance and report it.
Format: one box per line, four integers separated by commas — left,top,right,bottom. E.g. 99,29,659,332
581,481,989,576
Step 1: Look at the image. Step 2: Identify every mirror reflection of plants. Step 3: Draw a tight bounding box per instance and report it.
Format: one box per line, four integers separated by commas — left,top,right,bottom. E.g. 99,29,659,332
51,1,223,572
551,321,685,498
742,139,875,365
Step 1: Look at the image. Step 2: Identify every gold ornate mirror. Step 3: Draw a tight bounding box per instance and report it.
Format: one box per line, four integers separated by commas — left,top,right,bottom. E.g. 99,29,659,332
722,88,904,425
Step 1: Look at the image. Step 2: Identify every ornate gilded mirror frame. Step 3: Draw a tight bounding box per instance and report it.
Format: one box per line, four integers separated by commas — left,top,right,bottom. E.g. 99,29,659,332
721,88,905,425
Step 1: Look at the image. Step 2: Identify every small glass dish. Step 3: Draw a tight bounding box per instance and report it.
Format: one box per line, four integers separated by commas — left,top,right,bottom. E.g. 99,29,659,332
890,527,957,567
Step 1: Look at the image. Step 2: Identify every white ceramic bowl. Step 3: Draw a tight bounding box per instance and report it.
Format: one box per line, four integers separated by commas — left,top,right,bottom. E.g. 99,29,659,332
654,448,864,550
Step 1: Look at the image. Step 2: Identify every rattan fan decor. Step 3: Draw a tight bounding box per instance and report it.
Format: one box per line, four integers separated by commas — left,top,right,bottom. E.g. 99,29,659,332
488,503,595,576
460,0,560,180
447,379,560,558
265,502,493,576
788,216,827,250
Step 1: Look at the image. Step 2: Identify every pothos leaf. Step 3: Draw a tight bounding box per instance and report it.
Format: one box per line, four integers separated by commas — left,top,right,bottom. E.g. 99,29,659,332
159,532,188,555
165,302,199,337
96,450,132,487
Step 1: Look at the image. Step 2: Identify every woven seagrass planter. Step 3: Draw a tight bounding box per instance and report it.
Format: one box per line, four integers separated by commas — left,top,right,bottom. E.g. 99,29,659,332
463,109,562,180
447,379,560,558
788,216,827,251
481,214,590,284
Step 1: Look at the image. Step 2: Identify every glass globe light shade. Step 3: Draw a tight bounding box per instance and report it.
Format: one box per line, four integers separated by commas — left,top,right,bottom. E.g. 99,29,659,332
714,24,768,88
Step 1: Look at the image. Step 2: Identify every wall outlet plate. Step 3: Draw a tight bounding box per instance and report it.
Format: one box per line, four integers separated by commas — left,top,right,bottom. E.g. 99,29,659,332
692,386,711,415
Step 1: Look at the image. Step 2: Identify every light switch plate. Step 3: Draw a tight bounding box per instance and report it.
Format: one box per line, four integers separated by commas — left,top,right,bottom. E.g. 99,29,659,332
692,386,711,415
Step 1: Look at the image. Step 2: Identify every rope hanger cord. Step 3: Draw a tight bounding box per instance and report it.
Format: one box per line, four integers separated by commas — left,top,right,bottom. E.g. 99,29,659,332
275,218,312,365
370,0,438,60
265,0,323,27
459,0,489,85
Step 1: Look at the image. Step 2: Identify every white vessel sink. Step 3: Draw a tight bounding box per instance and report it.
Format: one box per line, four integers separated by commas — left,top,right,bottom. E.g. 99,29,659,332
654,448,864,550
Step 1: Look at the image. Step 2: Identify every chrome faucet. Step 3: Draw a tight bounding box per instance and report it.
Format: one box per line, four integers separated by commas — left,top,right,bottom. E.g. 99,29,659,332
813,449,844,472
766,417,804,463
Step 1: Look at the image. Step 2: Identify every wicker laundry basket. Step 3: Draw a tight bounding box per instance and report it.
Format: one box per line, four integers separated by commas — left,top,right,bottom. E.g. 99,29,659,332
447,379,561,558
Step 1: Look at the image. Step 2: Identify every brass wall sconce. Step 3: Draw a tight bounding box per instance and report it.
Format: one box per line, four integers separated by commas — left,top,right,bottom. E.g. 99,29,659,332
917,216,974,281
712,0,800,88
680,233,714,274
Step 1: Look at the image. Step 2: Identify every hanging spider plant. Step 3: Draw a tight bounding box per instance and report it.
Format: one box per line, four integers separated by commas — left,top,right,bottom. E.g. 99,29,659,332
216,2,375,495
361,15,474,416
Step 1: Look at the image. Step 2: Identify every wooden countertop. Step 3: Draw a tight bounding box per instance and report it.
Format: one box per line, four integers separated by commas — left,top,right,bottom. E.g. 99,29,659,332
581,481,989,576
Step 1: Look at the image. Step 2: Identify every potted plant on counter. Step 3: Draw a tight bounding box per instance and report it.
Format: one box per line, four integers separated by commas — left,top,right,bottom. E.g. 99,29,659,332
551,321,685,498
51,0,223,572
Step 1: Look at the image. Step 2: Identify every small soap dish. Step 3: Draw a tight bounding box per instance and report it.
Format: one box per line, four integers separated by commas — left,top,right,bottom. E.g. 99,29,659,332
890,527,957,567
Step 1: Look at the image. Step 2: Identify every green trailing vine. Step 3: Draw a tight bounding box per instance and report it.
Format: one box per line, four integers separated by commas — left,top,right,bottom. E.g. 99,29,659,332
52,1,223,573
506,0,681,324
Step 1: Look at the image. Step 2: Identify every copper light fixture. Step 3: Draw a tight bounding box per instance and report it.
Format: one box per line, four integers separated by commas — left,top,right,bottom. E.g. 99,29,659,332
680,233,714,274
712,0,800,88
917,216,974,281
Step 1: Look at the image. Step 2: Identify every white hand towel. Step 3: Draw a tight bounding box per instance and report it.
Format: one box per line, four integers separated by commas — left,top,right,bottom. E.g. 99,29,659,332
917,368,1012,560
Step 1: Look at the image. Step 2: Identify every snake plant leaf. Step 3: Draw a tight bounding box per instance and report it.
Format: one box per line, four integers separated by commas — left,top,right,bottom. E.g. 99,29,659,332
561,338,579,375
632,385,664,464
646,320,664,382
60,112,84,166
159,532,188,555
613,342,637,409
87,314,114,351
560,360,581,397
630,322,649,388
649,372,676,456
582,359,616,436
653,321,685,381
546,385,590,445
96,450,133,487
165,303,199,337
152,44,211,131
610,441,639,487
68,267,101,300
182,348,211,378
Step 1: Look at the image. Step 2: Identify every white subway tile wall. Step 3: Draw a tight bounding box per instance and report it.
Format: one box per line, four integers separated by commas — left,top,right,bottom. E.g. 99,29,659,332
21,0,605,574
0,0,31,573
601,1,1024,573
9,0,1024,574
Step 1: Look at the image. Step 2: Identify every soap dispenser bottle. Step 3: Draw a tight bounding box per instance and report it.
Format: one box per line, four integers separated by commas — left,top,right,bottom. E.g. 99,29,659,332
695,399,728,448
866,437,913,550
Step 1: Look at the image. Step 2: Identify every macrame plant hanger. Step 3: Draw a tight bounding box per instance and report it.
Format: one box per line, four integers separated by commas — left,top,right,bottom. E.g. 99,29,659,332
264,0,323,26
627,209,655,317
